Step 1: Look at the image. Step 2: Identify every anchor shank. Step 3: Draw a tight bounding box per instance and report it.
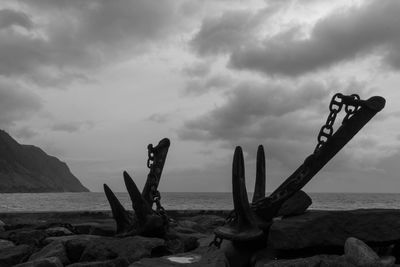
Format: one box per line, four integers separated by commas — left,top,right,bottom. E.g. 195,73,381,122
142,138,170,207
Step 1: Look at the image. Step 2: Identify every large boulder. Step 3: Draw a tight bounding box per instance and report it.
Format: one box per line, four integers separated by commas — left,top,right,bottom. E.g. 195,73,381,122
344,237,395,267
276,190,312,217
1,229,47,246
269,209,400,250
0,244,33,267
79,236,166,263
28,240,70,265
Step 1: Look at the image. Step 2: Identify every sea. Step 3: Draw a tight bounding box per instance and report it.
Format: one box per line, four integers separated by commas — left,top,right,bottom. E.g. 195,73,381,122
1,192,400,212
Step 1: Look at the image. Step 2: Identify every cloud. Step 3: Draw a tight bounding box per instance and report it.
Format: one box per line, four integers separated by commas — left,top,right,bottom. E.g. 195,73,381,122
0,8,33,30
0,79,42,128
183,74,234,96
177,78,387,171
229,0,400,76
51,121,94,133
0,0,179,85
178,80,332,165
190,9,266,56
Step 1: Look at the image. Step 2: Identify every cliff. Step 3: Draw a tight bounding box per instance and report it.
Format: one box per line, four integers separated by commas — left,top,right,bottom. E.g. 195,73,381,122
0,130,89,192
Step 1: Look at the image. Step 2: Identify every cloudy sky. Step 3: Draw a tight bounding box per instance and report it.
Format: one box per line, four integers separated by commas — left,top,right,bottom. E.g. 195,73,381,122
1,0,400,193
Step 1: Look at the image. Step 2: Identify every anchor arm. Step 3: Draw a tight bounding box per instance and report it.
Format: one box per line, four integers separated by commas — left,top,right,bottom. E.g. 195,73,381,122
252,96,386,221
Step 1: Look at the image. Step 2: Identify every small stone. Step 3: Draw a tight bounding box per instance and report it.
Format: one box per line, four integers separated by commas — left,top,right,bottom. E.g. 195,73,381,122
344,237,380,266
29,241,70,265
14,256,63,267
379,256,396,267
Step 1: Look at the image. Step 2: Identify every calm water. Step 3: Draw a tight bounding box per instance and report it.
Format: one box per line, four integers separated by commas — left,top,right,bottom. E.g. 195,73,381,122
1,192,400,212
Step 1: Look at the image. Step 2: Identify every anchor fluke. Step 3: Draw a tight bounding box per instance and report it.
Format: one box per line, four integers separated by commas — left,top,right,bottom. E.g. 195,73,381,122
123,171,152,224
252,145,266,203
214,146,264,242
103,183,133,234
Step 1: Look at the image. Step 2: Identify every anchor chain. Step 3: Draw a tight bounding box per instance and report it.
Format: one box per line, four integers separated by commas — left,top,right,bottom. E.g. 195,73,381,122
314,93,362,153
147,144,154,168
147,145,169,227
209,210,237,248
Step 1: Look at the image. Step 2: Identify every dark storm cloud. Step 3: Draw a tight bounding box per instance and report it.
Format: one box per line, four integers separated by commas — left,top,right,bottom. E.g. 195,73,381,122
229,0,400,76
0,0,179,85
0,80,42,127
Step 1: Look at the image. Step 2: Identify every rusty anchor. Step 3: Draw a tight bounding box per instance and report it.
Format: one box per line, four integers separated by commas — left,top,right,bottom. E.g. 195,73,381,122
214,94,386,244
103,138,170,237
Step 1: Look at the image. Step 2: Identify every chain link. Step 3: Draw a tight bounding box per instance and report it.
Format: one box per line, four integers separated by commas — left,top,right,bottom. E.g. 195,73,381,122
209,235,223,248
147,144,154,169
314,93,361,153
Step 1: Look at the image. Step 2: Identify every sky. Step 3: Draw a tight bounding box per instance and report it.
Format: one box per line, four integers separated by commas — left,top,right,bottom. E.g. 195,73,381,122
1,0,400,193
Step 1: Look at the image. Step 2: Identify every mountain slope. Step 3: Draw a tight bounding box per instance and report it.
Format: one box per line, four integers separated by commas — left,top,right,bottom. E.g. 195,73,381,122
0,130,89,192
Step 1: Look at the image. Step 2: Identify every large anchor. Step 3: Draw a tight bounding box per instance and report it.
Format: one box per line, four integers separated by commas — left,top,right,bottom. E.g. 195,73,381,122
103,138,170,237
214,94,386,244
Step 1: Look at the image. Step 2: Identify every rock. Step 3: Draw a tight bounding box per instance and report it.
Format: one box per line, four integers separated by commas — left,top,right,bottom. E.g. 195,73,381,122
45,227,73,236
65,238,92,263
130,246,228,267
43,234,103,245
79,236,166,263
269,209,400,250
0,239,15,250
277,190,312,217
1,229,48,247
177,220,206,233
73,223,102,235
258,255,353,267
188,215,226,233
14,256,63,267
0,219,5,231
66,257,129,267
29,241,70,265
0,244,33,267
344,237,395,267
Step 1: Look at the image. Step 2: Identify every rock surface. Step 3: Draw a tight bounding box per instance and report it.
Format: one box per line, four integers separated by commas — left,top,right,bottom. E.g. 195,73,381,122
0,129,88,192
269,209,400,250
0,244,33,267
79,236,165,263
277,190,312,217
344,237,396,267
29,240,70,265
14,256,63,267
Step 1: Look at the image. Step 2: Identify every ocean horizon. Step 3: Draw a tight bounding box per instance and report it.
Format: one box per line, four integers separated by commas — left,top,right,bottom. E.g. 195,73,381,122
2,192,400,212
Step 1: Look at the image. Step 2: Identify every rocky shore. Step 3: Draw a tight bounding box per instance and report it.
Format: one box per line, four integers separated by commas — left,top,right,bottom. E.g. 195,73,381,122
1,209,400,266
